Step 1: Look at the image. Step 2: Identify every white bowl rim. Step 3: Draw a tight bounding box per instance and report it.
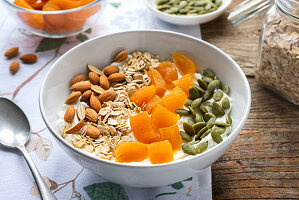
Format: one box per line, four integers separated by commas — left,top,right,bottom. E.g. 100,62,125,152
40,29,251,168
143,0,232,19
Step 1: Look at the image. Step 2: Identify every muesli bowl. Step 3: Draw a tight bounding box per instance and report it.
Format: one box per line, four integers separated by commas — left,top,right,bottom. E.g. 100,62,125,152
40,30,251,187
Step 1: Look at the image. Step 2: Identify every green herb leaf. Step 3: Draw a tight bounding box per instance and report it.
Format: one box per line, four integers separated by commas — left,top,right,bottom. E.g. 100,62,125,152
76,34,89,42
183,177,193,182
110,2,121,8
35,38,66,52
85,28,92,34
83,182,129,200
170,181,184,190
155,192,177,198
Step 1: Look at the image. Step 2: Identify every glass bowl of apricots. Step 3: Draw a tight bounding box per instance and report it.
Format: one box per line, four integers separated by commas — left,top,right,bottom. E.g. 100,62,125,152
3,0,106,38
40,30,251,187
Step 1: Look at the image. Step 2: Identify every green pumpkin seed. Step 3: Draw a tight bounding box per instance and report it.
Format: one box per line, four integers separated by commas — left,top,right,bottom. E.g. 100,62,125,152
188,106,196,118
213,121,230,127
185,98,193,106
213,90,223,101
156,0,169,5
196,141,208,154
202,76,214,84
226,114,232,125
202,91,212,102
194,1,207,6
178,1,187,9
213,126,226,135
182,143,197,155
183,122,195,136
203,68,216,78
206,117,216,128
215,0,222,7
193,122,206,133
189,87,200,100
222,84,229,94
207,80,221,92
195,126,209,140
176,109,190,116
204,113,216,122
157,5,171,10
211,129,223,144
207,102,213,108
200,128,211,139
222,97,230,110
212,102,225,117
169,7,179,13
189,140,200,145
191,98,202,108
194,84,205,93
195,113,204,123
179,8,188,13
188,119,195,125
205,3,212,10
197,79,207,90
214,75,220,80
180,131,193,142
199,104,208,113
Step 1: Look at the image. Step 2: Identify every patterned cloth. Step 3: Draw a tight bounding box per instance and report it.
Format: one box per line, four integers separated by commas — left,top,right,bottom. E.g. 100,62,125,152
0,0,211,199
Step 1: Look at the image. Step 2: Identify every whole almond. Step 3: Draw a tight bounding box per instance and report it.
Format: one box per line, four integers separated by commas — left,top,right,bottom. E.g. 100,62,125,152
80,90,92,102
4,47,19,59
70,81,91,92
70,73,86,86
64,105,75,123
85,108,98,122
99,75,110,90
108,73,125,83
87,64,103,75
89,72,100,85
76,104,86,120
86,125,100,139
65,91,81,104
20,54,37,64
98,90,117,103
90,94,101,112
113,50,128,62
9,61,20,75
65,119,84,134
103,65,119,77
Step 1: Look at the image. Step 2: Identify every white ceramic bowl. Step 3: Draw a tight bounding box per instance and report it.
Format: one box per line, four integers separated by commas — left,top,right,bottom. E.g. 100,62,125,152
40,30,251,187
143,0,232,25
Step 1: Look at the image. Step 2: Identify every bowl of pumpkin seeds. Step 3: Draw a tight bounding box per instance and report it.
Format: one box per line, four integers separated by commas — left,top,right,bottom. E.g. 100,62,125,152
144,0,232,25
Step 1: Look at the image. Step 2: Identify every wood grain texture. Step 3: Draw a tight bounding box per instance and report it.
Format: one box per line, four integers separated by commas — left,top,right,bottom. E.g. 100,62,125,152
201,1,299,199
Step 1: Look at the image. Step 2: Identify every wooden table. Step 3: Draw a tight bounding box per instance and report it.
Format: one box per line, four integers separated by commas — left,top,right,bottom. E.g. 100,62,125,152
201,1,299,199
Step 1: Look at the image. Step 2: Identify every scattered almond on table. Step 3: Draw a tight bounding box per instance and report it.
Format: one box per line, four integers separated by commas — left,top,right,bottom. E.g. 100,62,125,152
4,47,19,59
9,61,20,75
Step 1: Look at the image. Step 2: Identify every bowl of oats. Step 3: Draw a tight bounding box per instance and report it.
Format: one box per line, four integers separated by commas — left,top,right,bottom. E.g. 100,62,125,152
40,30,251,187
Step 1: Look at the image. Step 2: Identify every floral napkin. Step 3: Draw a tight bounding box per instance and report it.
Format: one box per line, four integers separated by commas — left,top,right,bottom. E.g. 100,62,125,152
0,0,211,199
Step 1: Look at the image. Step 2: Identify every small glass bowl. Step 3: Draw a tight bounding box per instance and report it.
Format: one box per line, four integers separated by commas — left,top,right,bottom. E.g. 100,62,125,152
2,0,106,38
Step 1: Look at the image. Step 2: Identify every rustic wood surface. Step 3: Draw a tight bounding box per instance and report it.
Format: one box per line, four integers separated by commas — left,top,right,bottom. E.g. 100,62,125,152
201,0,299,199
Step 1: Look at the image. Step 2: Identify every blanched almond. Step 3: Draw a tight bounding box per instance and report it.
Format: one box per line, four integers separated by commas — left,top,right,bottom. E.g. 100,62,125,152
98,90,117,103
65,119,84,134
86,125,100,139
4,47,19,59
64,105,75,123
89,72,99,85
103,65,119,77
70,73,86,86
87,64,103,75
91,85,105,95
113,50,128,62
80,90,92,102
76,104,86,120
70,81,91,92
85,108,98,122
65,91,81,104
108,73,125,83
99,75,110,90
90,94,101,112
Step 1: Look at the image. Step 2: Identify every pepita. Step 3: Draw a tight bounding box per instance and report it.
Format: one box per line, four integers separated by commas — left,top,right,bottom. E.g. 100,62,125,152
196,141,208,154
197,79,207,90
211,129,223,144
212,102,225,117
213,90,223,101
203,68,216,78
180,131,193,142
182,143,197,155
176,109,190,116
213,126,226,135
202,76,214,84
195,126,209,140
200,128,211,139
185,98,193,106
193,122,206,133
202,91,212,102
194,83,205,93
189,87,200,100
213,121,230,127
204,113,216,122
188,106,196,118
207,80,221,92
226,114,232,125
183,122,195,136
199,104,208,113
222,84,229,94
222,97,230,110
195,113,204,123
191,97,202,108
206,117,216,128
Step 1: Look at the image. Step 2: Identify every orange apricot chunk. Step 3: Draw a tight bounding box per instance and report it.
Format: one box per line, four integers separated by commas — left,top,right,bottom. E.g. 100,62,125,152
130,85,157,107
148,68,166,97
130,112,160,144
159,125,182,151
148,141,174,164
144,95,161,114
159,87,187,113
115,142,149,163
172,52,197,75
155,61,178,83
173,74,194,96
151,104,180,129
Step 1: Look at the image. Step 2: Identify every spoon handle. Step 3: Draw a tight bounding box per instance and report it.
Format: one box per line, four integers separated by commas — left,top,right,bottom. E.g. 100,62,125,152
18,145,57,200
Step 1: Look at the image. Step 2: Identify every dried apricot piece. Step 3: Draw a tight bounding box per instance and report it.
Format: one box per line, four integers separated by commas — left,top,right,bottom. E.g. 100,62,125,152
130,85,157,107
159,87,187,112
172,52,197,75
159,125,182,151
151,104,180,129
115,142,149,163
148,68,166,97
148,141,174,164
130,112,160,144
173,74,194,96
144,95,161,114
155,61,178,83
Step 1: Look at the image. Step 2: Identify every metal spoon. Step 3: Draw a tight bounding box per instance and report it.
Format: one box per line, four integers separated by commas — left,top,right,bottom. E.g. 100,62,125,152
0,97,57,200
